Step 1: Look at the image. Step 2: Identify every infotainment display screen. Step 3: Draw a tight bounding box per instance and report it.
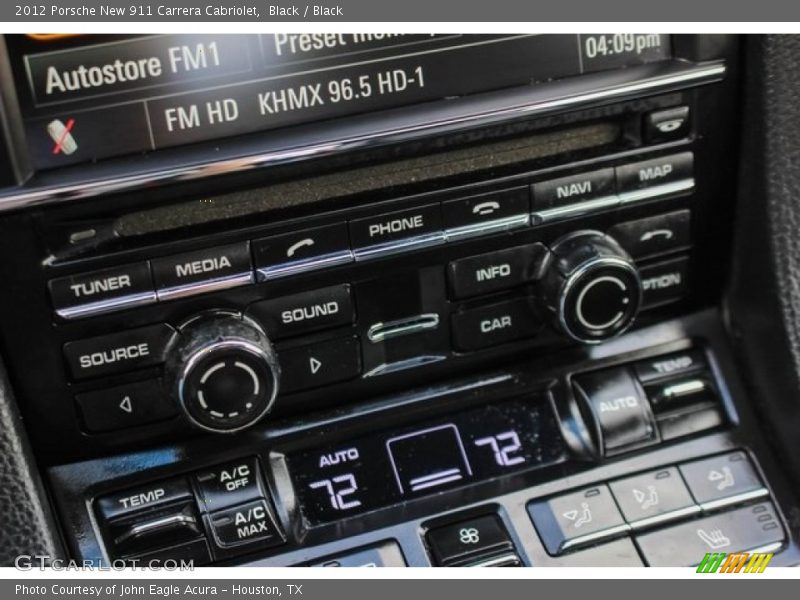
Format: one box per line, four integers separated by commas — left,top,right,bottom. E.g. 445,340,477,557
7,34,672,170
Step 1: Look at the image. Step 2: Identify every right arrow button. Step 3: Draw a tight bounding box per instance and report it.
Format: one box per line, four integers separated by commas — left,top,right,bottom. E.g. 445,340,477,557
279,336,362,394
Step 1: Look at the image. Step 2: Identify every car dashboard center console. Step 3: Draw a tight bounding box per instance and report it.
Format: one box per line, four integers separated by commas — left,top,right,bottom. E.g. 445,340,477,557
0,33,798,567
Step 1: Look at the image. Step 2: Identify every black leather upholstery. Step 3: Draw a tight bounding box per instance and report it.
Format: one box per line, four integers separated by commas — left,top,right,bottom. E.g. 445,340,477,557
0,358,64,566
728,35,800,491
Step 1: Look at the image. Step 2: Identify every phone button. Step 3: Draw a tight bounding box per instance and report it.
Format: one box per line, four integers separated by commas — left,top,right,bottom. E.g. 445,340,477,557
528,485,629,555
253,223,353,280
443,187,530,240
608,210,691,259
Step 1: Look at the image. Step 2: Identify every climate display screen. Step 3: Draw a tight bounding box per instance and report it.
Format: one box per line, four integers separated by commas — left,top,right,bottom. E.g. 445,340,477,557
286,398,569,525
9,34,672,170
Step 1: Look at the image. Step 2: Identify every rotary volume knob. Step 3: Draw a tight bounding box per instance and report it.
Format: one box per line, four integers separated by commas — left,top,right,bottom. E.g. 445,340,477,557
541,231,642,344
165,311,280,433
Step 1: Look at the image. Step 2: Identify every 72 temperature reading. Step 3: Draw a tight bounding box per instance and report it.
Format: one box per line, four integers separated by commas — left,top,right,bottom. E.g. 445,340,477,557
473,430,525,467
308,473,362,511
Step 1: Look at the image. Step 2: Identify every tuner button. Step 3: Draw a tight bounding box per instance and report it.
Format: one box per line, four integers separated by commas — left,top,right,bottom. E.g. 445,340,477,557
166,312,280,433
542,231,642,344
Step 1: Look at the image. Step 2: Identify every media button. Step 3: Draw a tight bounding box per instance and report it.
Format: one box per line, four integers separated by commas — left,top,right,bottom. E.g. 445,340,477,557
247,284,355,339
49,262,156,320
443,188,530,240
152,241,253,301
253,223,353,280
350,204,444,260
63,323,176,380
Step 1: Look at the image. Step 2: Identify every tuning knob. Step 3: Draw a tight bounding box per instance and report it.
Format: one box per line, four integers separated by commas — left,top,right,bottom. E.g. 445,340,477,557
541,231,642,344
165,311,280,433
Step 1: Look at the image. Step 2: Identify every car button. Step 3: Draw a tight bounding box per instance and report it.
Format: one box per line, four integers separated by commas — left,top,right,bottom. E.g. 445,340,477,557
528,485,629,555
679,452,768,509
447,243,547,300
616,152,694,201
572,367,657,454
640,256,690,308
350,204,444,259
426,515,516,566
634,349,707,383
311,542,407,567
635,502,784,566
63,323,175,380
194,457,266,513
97,476,193,520
49,262,156,320
443,188,530,240
253,223,353,280
609,467,698,528
279,335,361,393
248,284,355,340
451,297,541,351
645,106,691,144
608,210,691,259
532,168,616,211
76,379,177,433
207,499,285,556
152,241,253,301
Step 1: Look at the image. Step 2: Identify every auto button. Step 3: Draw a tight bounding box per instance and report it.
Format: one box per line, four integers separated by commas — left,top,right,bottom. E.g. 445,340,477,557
573,366,657,455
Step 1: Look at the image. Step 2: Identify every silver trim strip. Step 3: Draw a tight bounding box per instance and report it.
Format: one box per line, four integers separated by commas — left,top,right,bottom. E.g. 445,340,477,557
367,313,440,343
533,194,620,223
55,291,157,320
363,355,447,378
699,488,770,512
619,178,695,204
155,272,254,302
256,250,354,281
464,553,522,568
444,214,531,241
0,62,725,213
353,232,445,261
628,505,702,530
561,523,632,552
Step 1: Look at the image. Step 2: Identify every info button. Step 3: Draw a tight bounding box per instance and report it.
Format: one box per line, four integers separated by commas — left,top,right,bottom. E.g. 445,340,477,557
350,204,444,260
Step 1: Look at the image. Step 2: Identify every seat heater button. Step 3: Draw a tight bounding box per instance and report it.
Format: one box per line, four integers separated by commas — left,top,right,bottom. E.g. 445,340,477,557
63,323,175,380
635,502,784,566
247,284,355,339
528,485,628,555
49,262,156,319
679,451,768,509
609,467,698,528
573,366,657,454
